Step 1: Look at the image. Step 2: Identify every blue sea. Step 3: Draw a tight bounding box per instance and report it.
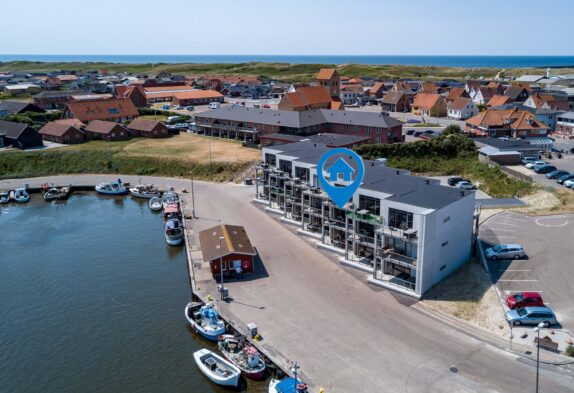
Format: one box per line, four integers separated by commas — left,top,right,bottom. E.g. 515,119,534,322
1,54,574,68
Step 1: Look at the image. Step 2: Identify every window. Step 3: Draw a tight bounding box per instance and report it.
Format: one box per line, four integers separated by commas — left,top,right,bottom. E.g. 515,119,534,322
443,216,450,223
359,195,380,215
388,208,413,229
441,241,448,247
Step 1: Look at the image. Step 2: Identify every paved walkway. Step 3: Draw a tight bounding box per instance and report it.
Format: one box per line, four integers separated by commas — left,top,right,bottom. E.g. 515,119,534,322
3,175,574,393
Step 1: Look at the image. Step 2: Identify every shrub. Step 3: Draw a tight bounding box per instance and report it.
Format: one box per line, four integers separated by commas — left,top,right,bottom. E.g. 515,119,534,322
566,344,574,357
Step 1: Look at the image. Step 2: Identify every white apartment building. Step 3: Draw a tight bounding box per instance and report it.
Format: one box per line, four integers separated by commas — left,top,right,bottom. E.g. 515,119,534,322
255,140,477,298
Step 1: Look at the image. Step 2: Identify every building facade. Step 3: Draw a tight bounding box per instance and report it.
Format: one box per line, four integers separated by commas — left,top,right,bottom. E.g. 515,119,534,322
255,141,476,298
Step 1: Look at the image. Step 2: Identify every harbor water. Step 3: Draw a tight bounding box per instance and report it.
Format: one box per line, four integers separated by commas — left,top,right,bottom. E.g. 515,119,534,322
0,193,267,393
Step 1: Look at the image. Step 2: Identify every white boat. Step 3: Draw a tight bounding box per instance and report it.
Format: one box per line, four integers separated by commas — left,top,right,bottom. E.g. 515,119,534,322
218,334,267,380
161,190,179,209
0,191,9,204
185,302,226,341
129,184,160,199
43,186,71,201
148,197,163,212
13,188,30,203
268,378,308,393
95,180,128,195
193,348,241,387
165,219,184,246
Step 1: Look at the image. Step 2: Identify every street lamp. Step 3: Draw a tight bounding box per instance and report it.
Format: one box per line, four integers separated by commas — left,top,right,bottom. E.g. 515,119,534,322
533,321,546,393
219,235,225,300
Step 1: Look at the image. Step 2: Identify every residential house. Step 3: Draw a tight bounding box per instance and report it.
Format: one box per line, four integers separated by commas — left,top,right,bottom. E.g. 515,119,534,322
256,140,475,298
411,93,447,117
524,92,570,111
393,81,417,102
418,82,441,94
380,91,409,113
503,86,529,102
47,74,79,86
278,86,343,111
39,122,85,144
487,95,512,107
63,98,139,123
472,87,498,105
84,120,130,141
465,109,549,139
127,118,169,138
445,87,470,105
114,85,147,108
0,120,43,148
447,97,478,120
464,80,483,97
0,101,44,116
339,84,365,105
33,90,91,110
555,112,574,139
2,84,41,95
171,90,224,107
495,103,561,131
369,82,389,99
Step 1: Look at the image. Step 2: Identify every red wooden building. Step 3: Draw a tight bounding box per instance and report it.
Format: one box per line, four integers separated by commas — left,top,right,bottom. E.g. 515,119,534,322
199,224,256,277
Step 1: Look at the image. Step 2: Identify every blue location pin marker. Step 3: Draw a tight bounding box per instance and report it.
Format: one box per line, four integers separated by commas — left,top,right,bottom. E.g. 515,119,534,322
317,148,365,208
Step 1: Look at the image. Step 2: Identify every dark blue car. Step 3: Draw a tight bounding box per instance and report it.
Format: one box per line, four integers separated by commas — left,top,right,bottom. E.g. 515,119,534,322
546,170,569,179
557,174,574,184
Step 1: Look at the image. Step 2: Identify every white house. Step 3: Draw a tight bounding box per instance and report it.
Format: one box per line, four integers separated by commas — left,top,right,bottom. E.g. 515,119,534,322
448,97,479,120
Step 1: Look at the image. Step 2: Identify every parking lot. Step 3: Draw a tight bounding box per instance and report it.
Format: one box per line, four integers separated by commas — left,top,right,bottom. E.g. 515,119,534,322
479,211,574,333
432,175,492,199
508,154,574,190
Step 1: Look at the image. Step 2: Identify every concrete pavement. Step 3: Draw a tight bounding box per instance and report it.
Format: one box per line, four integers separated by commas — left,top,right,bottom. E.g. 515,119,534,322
3,175,574,393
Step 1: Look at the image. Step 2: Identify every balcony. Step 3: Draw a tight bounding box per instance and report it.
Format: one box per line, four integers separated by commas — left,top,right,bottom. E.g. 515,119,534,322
373,269,416,292
347,210,384,225
351,233,375,245
378,226,418,242
380,250,417,268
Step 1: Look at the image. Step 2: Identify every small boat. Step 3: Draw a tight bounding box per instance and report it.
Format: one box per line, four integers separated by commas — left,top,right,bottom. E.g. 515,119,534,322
193,348,241,387
218,334,267,380
165,219,184,246
95,180,128,195
43,186,71,201
163,203,182,222
269,378,309,393
185,301,226,341
0,191,9,204
13,188,30,203
148,197,163,212
162,190,179,209
129,184,160,199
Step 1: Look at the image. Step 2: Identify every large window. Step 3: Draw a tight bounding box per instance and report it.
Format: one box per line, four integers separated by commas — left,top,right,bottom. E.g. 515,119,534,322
265,153,276,166
388,208,413,230
359,195,380,215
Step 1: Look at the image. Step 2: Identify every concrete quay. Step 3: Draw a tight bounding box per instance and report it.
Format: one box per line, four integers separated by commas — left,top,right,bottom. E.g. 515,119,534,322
3,175,574,393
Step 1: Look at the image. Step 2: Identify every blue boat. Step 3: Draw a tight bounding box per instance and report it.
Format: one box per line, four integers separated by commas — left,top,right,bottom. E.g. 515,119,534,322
185,301,226,341
268,378,308,393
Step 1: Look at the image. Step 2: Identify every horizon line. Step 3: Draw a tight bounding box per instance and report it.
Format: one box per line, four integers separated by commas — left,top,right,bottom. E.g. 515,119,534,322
2,54,574,57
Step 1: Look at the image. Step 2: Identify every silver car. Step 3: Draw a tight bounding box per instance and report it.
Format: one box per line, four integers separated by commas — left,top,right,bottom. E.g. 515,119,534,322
485,244,525,260
505,306,557,326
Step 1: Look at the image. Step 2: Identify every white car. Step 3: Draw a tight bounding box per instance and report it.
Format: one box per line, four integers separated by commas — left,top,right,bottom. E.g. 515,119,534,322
564,179,574,187
525,160,547,169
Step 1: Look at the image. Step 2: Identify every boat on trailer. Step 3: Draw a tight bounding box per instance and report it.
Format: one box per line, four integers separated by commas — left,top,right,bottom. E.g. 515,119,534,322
218,334,267,380
95,180,128,195
165,219,184,246
129,184,160,199
193,348,241,387
185,301,226,341
148,197,163,212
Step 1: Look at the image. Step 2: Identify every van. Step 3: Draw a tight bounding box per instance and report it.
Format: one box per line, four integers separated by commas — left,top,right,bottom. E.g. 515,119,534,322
166,116,182,124
485,244,525,260
208,102,220,109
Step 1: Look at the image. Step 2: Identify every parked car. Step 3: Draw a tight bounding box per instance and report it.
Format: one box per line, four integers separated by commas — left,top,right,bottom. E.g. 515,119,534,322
521,157,538,165
380,111,390,116
406,129,415,136
505,306,557,326
208,102,220,109
456,181,477,190
546,170,569,179
557,174,574,184
506,292,544,310
563,179,574,188
262,104,271,108
485,244,525,260
448,176,468,186
525,160,547,169
534,165,557,174
413,131,424,137
422,130,435,135
407,119,422,124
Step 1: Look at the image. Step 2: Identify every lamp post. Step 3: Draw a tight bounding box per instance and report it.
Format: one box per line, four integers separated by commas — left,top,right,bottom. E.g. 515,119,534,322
533,322,545,393
189,171,195,218
219,235,225,300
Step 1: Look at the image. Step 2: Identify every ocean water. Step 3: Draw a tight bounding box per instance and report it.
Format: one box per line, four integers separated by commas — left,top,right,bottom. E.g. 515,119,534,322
1,54,574,68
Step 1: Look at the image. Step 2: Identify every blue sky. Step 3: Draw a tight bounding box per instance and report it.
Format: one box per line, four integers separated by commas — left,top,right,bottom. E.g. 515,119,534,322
1,0,573,55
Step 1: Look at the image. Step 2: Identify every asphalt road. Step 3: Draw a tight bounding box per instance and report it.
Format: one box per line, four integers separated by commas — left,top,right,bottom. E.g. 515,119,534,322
2,175,574,393
480,211,574,331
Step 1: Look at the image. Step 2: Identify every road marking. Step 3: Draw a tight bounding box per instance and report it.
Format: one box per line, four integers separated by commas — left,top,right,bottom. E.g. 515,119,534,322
534,217,569,228
499,279,538,282
487,228,515,232
490,221,520,227
500,215,528,222
499,269,531,272
505,290,544,293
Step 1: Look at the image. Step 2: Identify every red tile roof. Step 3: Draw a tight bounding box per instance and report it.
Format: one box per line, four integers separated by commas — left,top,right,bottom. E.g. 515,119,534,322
65,98,139,122
466,109,548,131
445,87,468,102
449,97,473,111
283,86,332,109
171,90,223,100
413,93,442,110
316,68,337,80
487,95,511,107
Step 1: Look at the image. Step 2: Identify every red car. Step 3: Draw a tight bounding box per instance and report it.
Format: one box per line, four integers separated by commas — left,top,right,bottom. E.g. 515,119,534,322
262,104,271,108
506,292,544,309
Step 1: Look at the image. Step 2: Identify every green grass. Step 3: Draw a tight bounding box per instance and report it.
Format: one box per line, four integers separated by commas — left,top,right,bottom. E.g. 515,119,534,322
0,149,250,182
2,61,574,82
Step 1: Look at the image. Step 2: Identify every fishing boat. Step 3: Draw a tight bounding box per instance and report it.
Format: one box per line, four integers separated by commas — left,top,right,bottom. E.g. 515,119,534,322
185,301,226,341
163,203,182,222
268,378,309,393
165,219,184,246
218,334,267,380
161,190,179,209
43,186,72,201
0,191,9,204
13,188,30,203
129,184,160,199
193,348,241,387
148,197,163,212
95,180,128,195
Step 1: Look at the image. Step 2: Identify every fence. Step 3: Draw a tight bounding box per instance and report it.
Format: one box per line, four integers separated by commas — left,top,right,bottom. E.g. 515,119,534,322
481,157,533,183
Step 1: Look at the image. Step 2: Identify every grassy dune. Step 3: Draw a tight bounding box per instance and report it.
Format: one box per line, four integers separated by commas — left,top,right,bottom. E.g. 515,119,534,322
2,61,573,82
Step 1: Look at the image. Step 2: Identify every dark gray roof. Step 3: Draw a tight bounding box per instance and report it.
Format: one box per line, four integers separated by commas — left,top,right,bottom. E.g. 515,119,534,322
476,137,540,151
266,140,469,210
33,90,88,99
503,86,527,100
0,120,30,138
0,101,44,115
263,132,370,147
198,106,402,129
495,103,562,116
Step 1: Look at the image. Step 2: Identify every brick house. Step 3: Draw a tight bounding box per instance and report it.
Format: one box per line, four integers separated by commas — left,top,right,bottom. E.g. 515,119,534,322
114,85,147,108
84,120,130,141
127,118,169,138
39,122,85,144
465,109,549,138
445,87,470,105
380,91,409,113
63,98,139,123
411,93,447,117
171,90,224,106
278,86,342,111
33,90,90,110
